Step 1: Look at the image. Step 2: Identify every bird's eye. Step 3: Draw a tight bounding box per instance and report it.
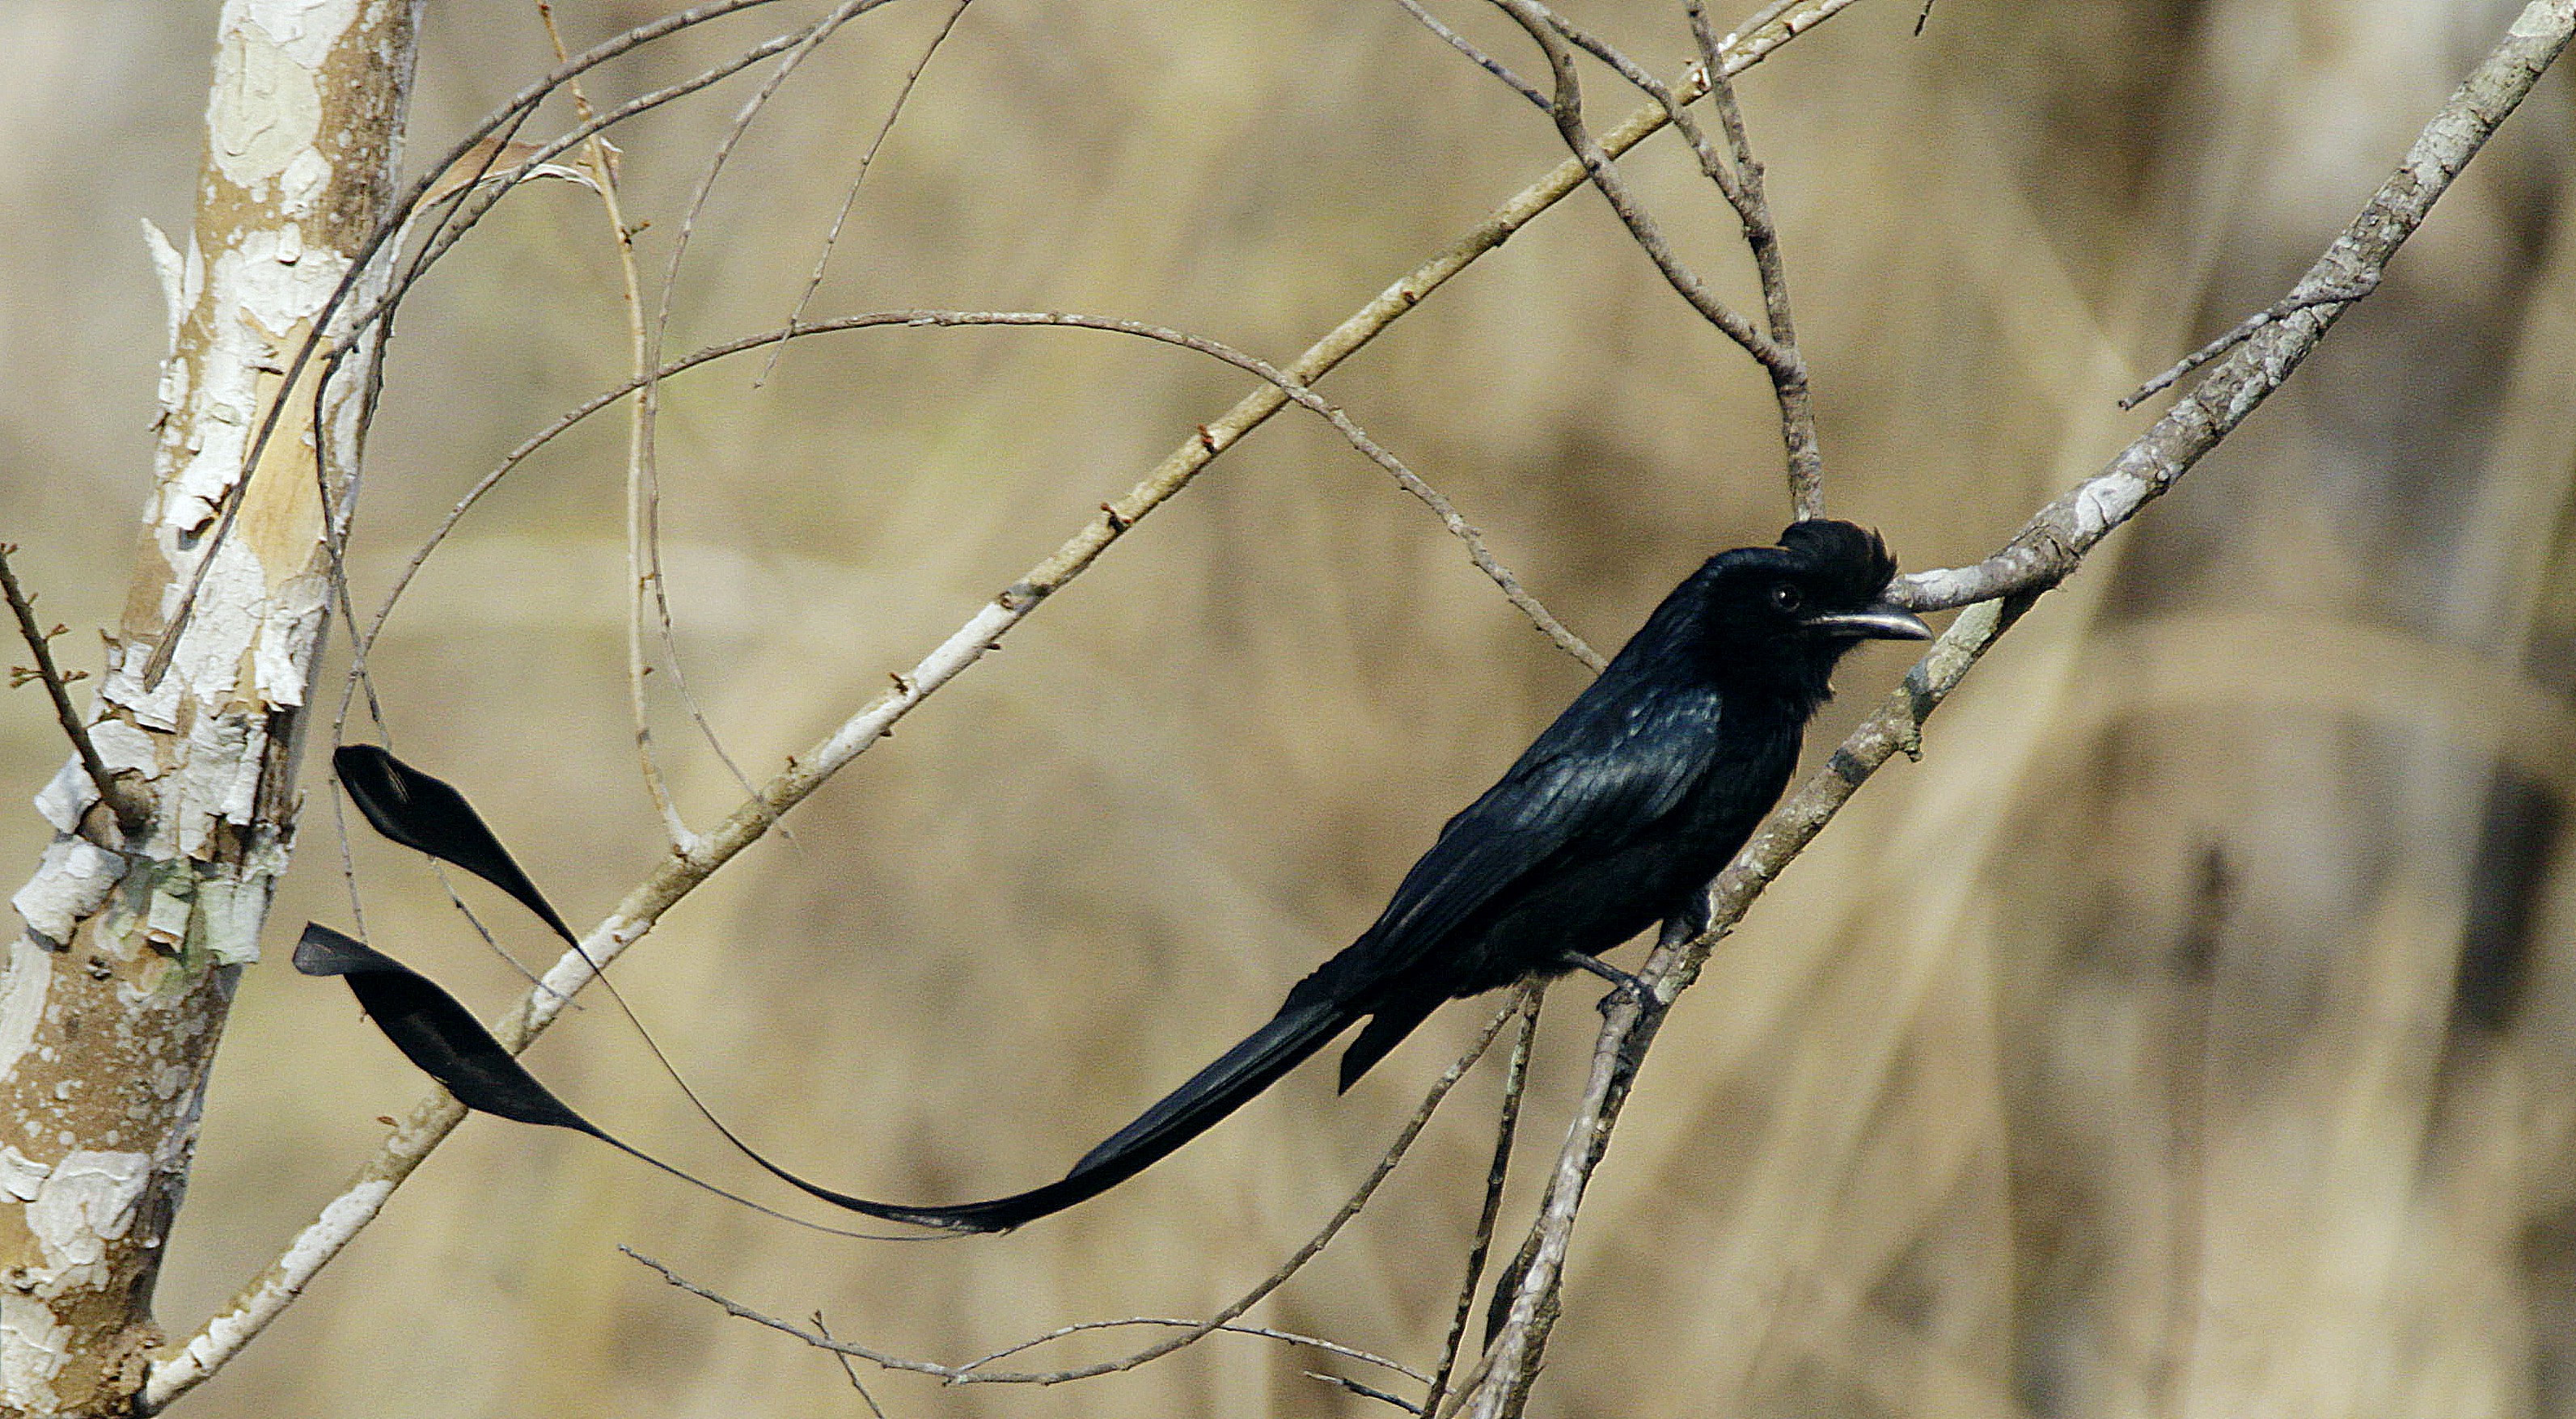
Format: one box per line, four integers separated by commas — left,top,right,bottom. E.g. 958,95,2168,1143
1769,583,1804,614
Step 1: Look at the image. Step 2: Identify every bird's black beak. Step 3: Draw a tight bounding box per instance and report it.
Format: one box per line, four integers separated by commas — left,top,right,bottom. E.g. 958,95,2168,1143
1801,599,1933,641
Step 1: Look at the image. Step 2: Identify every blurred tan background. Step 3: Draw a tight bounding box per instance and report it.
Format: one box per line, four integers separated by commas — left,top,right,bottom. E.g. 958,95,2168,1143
7,0,2576,1414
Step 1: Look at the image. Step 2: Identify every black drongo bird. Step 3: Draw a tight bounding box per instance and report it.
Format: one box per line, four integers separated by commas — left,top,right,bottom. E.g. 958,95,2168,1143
836,518,1930,1231
303,519,1929,1236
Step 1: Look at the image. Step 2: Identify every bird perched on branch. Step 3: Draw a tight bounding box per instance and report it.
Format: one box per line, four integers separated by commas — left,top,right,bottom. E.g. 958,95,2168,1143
303,517,1930,1235
842,517,1928,1231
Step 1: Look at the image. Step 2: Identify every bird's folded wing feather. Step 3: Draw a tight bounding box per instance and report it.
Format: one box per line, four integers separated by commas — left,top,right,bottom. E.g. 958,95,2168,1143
1326,687,1725,990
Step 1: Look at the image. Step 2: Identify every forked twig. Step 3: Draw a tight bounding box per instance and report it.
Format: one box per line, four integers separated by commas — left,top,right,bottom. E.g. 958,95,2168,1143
1492,0,1823,517
0,543,142,830
1486,0,1792,380
2120,277,2381,408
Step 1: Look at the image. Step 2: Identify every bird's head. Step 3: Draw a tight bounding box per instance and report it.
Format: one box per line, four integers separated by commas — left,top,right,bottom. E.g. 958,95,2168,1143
1653,519,1932,701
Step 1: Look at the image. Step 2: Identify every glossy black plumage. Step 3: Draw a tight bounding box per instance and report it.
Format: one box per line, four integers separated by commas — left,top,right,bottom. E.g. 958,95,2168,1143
301,520,1929,1237
852,518,1931,1231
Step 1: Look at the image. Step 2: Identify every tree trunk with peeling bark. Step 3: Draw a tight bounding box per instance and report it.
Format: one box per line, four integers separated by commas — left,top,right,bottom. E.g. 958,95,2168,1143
0,2,416,1413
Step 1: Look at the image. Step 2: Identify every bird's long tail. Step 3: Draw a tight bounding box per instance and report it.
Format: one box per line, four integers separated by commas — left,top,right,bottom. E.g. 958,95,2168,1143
307,741,1377,1236
852,992,1356,1233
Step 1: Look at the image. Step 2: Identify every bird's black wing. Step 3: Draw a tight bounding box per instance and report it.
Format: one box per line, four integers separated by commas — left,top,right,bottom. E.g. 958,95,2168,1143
1321,682,1728,996
846,684,1735,1232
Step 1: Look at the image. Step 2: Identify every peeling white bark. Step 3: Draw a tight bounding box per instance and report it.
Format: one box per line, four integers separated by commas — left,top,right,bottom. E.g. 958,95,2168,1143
1,1,415,1413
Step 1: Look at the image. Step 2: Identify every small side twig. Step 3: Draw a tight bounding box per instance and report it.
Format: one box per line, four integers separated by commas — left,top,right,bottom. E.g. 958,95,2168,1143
2119,276,2381,408
0,543,142,831
957,1318,1426,1383
812,1313,894,1419
1394,0,1546,108
761,0,977,382
1310,1370,1428,1414
1423,982,1542,1417
626,994,1525,1387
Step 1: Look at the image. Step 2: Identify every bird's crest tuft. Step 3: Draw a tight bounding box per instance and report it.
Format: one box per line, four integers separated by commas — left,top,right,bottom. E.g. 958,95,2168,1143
1776,519,1897,602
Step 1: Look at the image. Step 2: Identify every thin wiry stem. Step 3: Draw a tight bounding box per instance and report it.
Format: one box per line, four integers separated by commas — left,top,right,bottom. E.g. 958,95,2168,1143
761,0,977,384
362,311,1601,671
1687,0,1821,517
1423,984,1543,1418
1311,1370,1428,1414
1394,0,1546,108
627,993,1522,1385
1500,0,1822,518
1486,0,1791,378
0,544,140,831
532,0,694,852
957,1319,1426,1383
624,0,889,851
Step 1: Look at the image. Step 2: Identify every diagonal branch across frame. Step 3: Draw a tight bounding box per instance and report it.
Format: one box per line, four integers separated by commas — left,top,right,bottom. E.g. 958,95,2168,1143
1461,4,2576,1411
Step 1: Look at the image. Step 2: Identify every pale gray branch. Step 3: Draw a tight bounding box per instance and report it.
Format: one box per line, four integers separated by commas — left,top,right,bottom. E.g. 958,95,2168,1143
1461,4,2576,1409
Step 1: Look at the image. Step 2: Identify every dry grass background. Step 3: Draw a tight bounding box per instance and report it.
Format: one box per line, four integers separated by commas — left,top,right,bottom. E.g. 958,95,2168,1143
6,0,2576,1414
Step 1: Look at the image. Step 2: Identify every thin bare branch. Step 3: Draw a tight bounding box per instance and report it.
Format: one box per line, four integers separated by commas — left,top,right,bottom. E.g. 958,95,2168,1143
2119,276,2381,409
1311,1370,1428,1414
763,0,977,382
1688,0,1821,517
623,0,888,851
1423,984,1543,1418
363,310,1601,670
532,1,695,852
628,990,1524,1385
1512,0,1822,517
0,544,142,831
1486,0,1791,378
959,1319,1426,1383
814,1314,895,1419
1395,0,1547,109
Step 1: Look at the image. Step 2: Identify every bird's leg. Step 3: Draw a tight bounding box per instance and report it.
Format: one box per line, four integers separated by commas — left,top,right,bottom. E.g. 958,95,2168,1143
1558,950,1652,1015
1658,886,1714,951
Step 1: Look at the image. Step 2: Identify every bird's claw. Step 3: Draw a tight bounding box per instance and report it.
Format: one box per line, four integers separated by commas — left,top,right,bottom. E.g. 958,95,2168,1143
1559,951,1652,1015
